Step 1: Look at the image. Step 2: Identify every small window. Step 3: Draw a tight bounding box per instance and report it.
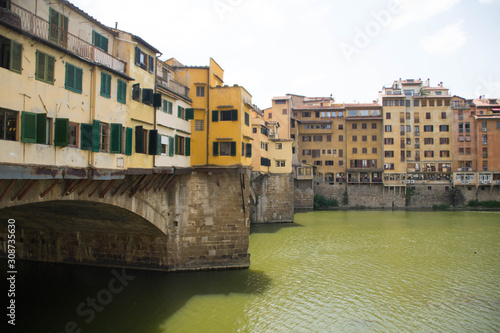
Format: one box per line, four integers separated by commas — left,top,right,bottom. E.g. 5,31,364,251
220,142,233,156
160,135,169,156
92,31,109,52
0,109,17,141
100,72,111,98
99,123,110,152
35,51,55,84
117,79,127,104
245,112,250,126
0,36,22,74
276,143,282,150
196,86,205,97
132,84,141,101
65,63,83,94
68,122,79,147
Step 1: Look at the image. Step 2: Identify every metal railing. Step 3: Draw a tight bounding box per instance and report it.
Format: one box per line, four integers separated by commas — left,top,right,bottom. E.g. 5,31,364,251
9,3,126,73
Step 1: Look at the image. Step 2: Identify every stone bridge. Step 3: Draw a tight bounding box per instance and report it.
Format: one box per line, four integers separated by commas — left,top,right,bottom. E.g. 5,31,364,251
0,165,251,271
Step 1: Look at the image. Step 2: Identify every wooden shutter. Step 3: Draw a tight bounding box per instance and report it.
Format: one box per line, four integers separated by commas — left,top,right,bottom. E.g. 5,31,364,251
135,126,144,153
168,136,174,156
242,142,245,156
54,118,69,147
168,101,173,114
142,89,153,104
174,134,179,154
213,142,219,156
185,137,191,156
117,79,126,104
36,51,45,81
92,120,100,152
162,100,168,113
125,127,133,156
148,55,154,73
231,109,238,121
157,134,162,155
212,110,218,122
21,112,37,143
153,93,162,108
110,123,122,153
101,35,109,53
230,141,236,156
80,123,93,150
135,47,141,66
185,108,194,120
65,63,74,90
10,40,22,73
246,143,252,157
148,130,158,155
245,112,250,126
36,113,47,144
46,55,55,83
75,67,83,93
177,106,182,118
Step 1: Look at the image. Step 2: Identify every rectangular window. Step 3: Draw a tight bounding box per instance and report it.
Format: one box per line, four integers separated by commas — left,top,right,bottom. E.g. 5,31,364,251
49,8,68,46
132,84,141,101
424,151,434,158
424,125,434,132
440,151,450,158
362,135,367,142
372,147,377,154
35,51,55,84
218,109,238,121
352,123,357,129
385,151,394,158
245,112,250,126
352,136,357,142
92,31,109,52
99,123,110,152
338,124,344,130
439,125,449,132
429,100,435,107
100,72,111,98
465,148,471,155
386,112,391,119
352,148,358,154
414,100,420,107
65,63,83,94
385,125,392,132
196,86,205,97
0,36,22,73
339,135,344,142
384,138,394,145
362,148,368,154
426,112,431,120
195,119,204,131
218,141,236,156
283,109,287,115
54,118,69,147
424,138,434,145
68,122,79,147
276,143,282,150
440,138,449,145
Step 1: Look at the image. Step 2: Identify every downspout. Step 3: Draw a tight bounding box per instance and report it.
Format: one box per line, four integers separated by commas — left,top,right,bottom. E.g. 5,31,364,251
153,53,162,168
89,64,97,168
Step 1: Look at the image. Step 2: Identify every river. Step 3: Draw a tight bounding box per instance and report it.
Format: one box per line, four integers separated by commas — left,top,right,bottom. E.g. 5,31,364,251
7,211,500,332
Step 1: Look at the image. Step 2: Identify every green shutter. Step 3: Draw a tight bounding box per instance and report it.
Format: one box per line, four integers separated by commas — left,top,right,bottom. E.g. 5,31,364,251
54,118,69,147
157,134,162,155
162,100,168,113
242,142,245,156
246,143,252,157
101,35,109,53
212,110,218,122
65,63,82,93
92,120,100,152
21,112,37,143
213,142,219,156
231,109,238,121
110,123,122,153
175,134,179,154
125,127,133,155
230,141,236,156
185,137,191,156
117,79,126,104
148,130,158,155
46,55,55,84
80,123,93,150
135,46,141,66
169,136,174,156
36,113,47,144
168,101,173,114
10,40,22,73
185,108,194,120
135,126,144,153
75,67,83,93
177,106,182,118
245,112,250,126
35,51,45,81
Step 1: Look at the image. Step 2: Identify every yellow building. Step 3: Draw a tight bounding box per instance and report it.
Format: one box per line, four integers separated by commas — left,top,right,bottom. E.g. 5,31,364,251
0,0,134,174
251,109,271,173
166,58,253,167
268,139,293,174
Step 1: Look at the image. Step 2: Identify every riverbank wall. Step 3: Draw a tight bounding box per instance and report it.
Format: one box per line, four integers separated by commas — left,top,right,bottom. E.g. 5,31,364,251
250,173,294,223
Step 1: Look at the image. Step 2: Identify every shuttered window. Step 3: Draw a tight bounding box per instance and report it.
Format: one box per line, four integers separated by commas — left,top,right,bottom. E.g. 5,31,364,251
117,79,126,104
65,63,83,94
36,113,47,144
100,72,111,98
148,130,158,155
35,51,55,84
135,126,146,153
21,111,37,143
110,123,122,153
125,127,132,156
185,108,194,120
185,137,191,156
80,123,93,150
92,31,109,52
54,118,69,147
142,88,153,104
169,136,174,156
10,40,22,73
245,143,252,157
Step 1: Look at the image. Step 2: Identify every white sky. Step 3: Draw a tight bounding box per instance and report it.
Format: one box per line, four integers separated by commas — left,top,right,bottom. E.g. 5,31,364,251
70,0,500,109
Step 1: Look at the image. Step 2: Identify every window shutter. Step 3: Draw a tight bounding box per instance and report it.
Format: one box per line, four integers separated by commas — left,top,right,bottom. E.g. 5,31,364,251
168,101,173,114
75,67,83,93
117,79,126,104
162,100,168,113
148,130,158,155
125,127,133,156
231,109,238,121
135,126,144,153
36,113,47,144
157,134,162,155
92,120,100,152
177,106,182,118
185,137,191,156
212,110,218,122
65,63,73,90
36,51,45,81
242,142,245,156
110,123,122,153
230,141,236,156
10,40,22,73
245,112,250,126
101,35,109,53
135,47,141,66
153,93,162,108
175,134,179,154
80,123,93,150
142,89,153,104
21,112,37,143
148,55,154,73
213,142,219,156
47,55,55,83
246,143,252,157
54,118,69,147
100,72,106,97
169,136,174,156
185,108,194,120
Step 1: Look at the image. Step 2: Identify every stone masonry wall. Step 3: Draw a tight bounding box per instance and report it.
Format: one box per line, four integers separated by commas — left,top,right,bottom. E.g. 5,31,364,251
294,179,314,209
251,173,294,223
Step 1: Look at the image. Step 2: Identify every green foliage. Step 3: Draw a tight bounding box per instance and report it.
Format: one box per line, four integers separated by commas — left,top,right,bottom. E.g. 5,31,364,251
467,200,500,208
432,204,450,210
314,194,339,208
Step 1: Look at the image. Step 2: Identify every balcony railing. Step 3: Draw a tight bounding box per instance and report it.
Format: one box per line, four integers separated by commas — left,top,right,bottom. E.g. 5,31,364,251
8,3,126,74
157,78,190,99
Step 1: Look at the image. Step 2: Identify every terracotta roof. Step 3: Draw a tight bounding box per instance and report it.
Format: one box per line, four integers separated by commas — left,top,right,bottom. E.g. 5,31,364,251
293,106,345,111
344,103,382,108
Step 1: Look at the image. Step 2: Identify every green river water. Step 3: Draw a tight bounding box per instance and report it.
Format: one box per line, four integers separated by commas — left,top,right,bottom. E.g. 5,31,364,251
9,211,500,332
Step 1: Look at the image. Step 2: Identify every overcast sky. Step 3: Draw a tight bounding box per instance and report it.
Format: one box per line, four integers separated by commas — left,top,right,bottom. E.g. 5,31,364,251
70,0,500,109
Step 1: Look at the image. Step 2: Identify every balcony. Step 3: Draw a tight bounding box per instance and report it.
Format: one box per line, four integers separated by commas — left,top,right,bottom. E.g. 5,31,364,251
7,3,126,74
157,78,190,99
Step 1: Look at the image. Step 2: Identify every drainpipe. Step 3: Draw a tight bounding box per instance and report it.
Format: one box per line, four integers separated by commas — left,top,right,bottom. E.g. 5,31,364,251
206,67,210,165
89,65,97,168
153,53,161,168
